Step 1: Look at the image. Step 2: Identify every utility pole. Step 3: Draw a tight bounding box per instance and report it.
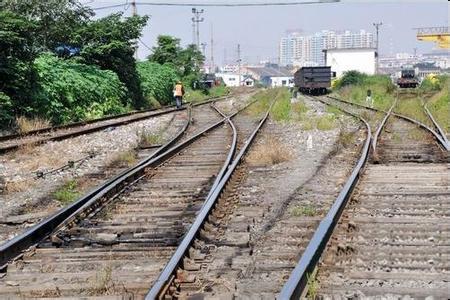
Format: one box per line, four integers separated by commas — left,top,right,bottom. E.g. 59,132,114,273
210,24,215,74
373,22,383,74
191,8,204,50
131,0,138,60
192,21,196,45
237,44,242,86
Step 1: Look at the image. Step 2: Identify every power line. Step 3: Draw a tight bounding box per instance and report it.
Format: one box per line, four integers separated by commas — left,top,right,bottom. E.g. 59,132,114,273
138,37,152,51
92,0,338,10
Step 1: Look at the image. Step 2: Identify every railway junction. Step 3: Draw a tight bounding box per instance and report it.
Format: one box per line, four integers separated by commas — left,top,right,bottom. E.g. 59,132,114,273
0,84,448,299
0,1,449,299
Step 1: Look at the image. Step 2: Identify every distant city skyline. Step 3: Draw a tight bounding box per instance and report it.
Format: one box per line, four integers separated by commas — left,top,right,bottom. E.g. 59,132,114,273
279,29,374,66
88,0,448,64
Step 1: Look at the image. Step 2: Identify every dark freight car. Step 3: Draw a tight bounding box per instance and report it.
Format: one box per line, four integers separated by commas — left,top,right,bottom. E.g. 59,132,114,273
294,66,331,95
397,69,419,88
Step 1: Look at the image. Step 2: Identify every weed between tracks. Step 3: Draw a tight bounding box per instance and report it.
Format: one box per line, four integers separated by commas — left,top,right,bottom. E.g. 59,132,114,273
53,179,80,205
290,205,317,217
88,264,121,295
395,96,430,125
137,128,164,147
109,150,137,168
246,136,292,167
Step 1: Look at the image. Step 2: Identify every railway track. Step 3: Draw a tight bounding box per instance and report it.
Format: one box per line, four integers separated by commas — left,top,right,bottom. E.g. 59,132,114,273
0,94,264,298
0,108,189,244
147,95,369,298
280,95,449,299
0,96,230,155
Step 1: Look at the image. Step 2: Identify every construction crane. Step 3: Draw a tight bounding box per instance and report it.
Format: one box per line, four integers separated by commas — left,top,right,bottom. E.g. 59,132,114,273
416,27,450,49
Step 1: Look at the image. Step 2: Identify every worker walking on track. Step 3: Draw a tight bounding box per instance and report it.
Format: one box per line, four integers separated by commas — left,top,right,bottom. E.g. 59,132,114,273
174,81,185,109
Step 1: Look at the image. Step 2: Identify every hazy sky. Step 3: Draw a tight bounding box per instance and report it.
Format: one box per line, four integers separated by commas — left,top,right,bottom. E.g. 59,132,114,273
88,0,449,64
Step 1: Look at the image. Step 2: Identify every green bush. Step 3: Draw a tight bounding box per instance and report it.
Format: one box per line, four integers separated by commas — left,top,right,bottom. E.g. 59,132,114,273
0,92,13,127
33,53,128,124
333,72,395,110
137,61,178,106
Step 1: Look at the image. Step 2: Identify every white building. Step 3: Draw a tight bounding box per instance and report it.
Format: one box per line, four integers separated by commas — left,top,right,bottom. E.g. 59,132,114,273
270,76,294,87
216,73,240,87
324,48,376,77
215,73,255,87
280,30,374,67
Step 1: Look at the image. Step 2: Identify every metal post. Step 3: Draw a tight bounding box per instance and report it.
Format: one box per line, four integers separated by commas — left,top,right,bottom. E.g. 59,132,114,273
373,22,383,74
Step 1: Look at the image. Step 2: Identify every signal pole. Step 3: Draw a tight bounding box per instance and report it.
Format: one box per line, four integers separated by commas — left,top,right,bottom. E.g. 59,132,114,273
373,22,382,74
191,8,205,50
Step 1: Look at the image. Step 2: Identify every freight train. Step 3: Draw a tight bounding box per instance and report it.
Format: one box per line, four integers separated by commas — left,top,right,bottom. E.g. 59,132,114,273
294,66,331,95
396,68,419,88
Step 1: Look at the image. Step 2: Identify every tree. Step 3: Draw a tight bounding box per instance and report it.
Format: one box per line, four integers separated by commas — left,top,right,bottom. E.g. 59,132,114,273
148,35,181,66
137,61,178,105
0,0,93,50
178,44,204,87
0,11,38,124
72,13,149,108
148,35,204,88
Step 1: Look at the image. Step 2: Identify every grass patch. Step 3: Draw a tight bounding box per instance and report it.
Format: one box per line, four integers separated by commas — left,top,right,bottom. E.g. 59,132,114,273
326,105,343,117
244,89,275,118
110,150,137,168
54,180,80,205
184,85,230,103
88,265,117,295
16,116,51,134
395,96,431,126
271,88,292,122
137,128,163,148
246,136,292,167
426,76,449,133
333,73,395,110
306,272,319,299
316,115,336,131
290,205,317,217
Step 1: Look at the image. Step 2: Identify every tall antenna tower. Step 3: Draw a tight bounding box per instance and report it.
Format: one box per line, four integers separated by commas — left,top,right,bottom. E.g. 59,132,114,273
191,8,205,50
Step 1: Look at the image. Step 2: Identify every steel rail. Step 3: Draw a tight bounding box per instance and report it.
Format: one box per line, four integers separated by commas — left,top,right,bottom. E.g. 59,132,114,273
421,98,450,149
147,99,275,299
326,95,450,151
0,99,236,268
279,96,373,299
0,95,232,154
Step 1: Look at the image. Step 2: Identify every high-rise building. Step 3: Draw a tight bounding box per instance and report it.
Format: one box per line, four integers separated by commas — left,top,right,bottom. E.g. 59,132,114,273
279,30,374,66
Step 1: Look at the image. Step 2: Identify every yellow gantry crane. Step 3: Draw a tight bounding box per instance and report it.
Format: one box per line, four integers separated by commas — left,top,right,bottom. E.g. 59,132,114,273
416,27,450,49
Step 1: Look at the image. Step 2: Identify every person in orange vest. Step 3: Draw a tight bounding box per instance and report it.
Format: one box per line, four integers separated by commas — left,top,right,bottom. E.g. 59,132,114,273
173,81,185,109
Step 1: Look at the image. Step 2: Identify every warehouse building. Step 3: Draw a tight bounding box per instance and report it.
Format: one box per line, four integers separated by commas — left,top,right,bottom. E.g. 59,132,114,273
324,48,376,77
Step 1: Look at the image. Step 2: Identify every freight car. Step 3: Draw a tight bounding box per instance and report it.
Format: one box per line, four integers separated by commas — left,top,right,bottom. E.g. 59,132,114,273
397,68,419,88
294,66,331,95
